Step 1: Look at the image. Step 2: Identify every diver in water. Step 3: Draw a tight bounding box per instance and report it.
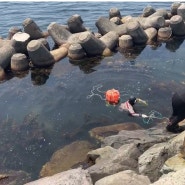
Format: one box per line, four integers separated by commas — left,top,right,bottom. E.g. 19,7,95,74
166,92,185,133
119,96,148,118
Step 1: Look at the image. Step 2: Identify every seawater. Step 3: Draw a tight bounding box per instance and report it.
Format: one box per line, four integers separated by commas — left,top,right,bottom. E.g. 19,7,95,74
0,1,184,182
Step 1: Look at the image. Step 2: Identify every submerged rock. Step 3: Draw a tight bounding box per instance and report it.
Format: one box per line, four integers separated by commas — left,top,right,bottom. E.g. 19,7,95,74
40,140,94,177
89,122,143,141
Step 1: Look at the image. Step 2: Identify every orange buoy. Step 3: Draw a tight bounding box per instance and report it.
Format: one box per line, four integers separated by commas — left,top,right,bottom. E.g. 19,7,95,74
105,88,120,104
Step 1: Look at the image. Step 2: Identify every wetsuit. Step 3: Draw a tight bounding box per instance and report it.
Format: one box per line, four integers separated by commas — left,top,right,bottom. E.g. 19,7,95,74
119,100,141,117
166,92,185,133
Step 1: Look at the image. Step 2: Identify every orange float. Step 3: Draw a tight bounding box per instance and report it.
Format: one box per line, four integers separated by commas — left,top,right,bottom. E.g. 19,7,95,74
105,88,120,104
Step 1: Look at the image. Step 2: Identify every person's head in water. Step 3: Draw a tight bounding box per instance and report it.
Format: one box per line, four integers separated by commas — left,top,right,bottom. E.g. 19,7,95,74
129,96,137,105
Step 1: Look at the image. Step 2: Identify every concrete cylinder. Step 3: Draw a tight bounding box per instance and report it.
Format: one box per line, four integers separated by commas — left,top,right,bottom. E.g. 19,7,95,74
171,2,181,15
79,32,106,56
27,40,55,67
158,27,172,40
67,14,87,33
144,27,157,43
115,24,128,36
119,35,133,48
7,27,22,40
149,9,169,19
127,21,148,45
0,45,15,69
50,44,68,62
11,53,29,71
95,16,117,35
109,8,121,19
23,18,44,40
121,15,132,24
0,66,6,81
47,22,72,46
110,17,121,25
177,3,185,21
38,38,50,50
143,16,165,29
170,15,185,36
142,6,156,17
68,43,86,60
12,32,30,54
100,31,119,50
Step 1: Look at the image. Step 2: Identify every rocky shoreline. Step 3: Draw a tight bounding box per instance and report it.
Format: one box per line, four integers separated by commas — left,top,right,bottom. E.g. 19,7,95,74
23,120,185,185
1,2,185,185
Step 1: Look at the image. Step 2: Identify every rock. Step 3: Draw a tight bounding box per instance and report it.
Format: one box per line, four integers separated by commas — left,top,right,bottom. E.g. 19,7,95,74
102,128,174,150
40,140,93,177
150,168,185,185
89,122,143,141
161,153,185,174
95,170,151,185
25,168,93,185
88,143,141,183
0,170,31,185
138,143,169,182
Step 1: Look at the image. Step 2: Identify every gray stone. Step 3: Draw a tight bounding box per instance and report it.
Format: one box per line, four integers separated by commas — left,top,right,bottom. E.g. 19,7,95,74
24,168,93,185
95,170,151,185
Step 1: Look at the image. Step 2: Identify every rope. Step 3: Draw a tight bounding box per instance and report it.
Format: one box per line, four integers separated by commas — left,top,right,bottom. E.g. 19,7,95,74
86,84,105,100
142,110,169,124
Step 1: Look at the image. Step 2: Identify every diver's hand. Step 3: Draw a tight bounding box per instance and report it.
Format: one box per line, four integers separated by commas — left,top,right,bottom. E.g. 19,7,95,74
141,114,148,118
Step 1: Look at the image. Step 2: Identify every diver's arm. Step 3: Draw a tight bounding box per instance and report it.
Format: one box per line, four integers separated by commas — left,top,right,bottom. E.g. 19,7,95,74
128,104,148,118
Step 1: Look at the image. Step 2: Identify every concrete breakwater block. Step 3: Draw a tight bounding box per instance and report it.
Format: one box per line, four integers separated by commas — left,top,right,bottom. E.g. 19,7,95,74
47,22,72,46
171,2,181,15
158,27,172,40
27,40,55,67
12,32,30,54
23,18,44,40
79,32,106,56
95,17,117,35
177,3,185,21
0,45,16,69
109,7,121,19
67,14,87,33
144,27,157,43
11,53,29,71
100,31,119,50
119,35,133,49
148,8,169,19
50,45,68,62
7,27,22,40
170,15,185,36
127,21,148,45
68,43,86,60
142,6,156,17
38,38,50,50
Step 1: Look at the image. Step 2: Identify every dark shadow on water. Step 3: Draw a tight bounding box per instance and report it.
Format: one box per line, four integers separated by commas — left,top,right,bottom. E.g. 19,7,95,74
118,45,146,60
69,56,102,74
31,66,53,86
165,37,185,52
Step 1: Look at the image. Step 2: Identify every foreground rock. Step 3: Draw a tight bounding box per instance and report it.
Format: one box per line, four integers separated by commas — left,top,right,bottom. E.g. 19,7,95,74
40,140,94,177
25,168,93,185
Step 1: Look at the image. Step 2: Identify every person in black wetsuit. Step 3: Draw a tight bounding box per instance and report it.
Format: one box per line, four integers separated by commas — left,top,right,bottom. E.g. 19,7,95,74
166,91,185,133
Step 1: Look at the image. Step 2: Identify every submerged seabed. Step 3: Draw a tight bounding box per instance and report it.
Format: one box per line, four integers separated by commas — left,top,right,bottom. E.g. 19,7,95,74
0,1,184,181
